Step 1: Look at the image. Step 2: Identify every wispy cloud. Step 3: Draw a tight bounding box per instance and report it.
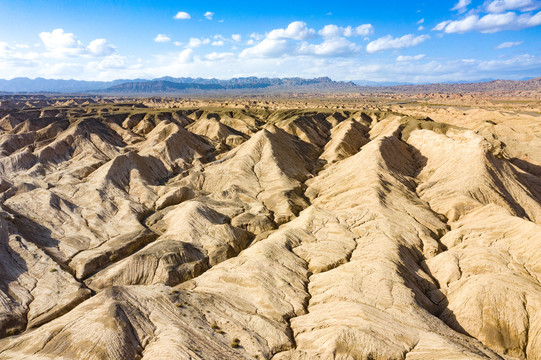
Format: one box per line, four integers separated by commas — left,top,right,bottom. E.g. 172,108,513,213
366,34,429,53
495,40,523,48
204,11,214,20
486,0,541,13
397,54,426,62
451,0,472,13
434,11,541,33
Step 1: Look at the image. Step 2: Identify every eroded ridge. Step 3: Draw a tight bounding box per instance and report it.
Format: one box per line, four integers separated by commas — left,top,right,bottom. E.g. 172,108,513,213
0,98,540,359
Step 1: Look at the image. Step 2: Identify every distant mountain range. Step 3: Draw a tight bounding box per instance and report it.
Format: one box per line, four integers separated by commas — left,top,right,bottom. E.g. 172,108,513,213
362,77,541,93
0,76,357,94
0,76,539,94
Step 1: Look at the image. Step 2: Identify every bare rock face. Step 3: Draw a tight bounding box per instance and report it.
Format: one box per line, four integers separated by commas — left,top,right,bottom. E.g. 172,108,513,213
0,99,540,360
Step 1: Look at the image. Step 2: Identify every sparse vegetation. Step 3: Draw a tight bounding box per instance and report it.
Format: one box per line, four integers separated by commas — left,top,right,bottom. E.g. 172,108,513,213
5,328,18,336
50,268,58,273
231,338,240,348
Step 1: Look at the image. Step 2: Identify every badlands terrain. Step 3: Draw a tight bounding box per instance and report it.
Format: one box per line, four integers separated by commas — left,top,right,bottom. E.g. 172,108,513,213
0,93,540,359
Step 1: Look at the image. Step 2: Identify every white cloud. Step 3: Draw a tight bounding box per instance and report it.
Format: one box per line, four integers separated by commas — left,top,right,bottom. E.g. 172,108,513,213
154,34,171,43
232,34,242,42
495,40,523,48
433,21,451,31
250,33,264,40
396,54,426,62
174,11,191,20
486,0,541,13
319,24,374,38
417,18,425,24
204,11,214,20
174,41,183,46
436,11,541,33
205,52,234,61
98,54,127,70
267,21,316,40
39,29,115,58
178,48,194,63
0,42,40,67
418,25,425,31
240,38,292,58
212,40,224,46
39,29,85,57
299,37,360,56
188,38,210,48
88,39,115,56
366,34,430,53
451,0,472,12
350,24,374,36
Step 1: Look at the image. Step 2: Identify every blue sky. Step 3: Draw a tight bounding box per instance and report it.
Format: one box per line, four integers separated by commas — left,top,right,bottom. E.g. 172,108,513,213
0,0,540,83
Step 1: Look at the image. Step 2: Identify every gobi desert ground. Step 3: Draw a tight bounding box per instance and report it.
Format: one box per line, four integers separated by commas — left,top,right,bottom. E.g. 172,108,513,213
0,92,540,360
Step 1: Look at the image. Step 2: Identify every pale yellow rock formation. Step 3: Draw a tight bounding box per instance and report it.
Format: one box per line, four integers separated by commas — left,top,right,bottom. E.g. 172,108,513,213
0,99,539,360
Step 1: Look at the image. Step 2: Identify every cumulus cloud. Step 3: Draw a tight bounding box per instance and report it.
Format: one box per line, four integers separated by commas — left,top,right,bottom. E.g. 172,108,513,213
232,34,242,42
204,11,214,20
319,24,374,38
435,11,541,33
154,34,171,43
212,40,224,46
188,38,210,48
451,0,472,12
39,29,85,57
240,38,292,58
396,54,426,62
486,0,541,13
178,48,194,63
174,11,191,20
241,21,373,59
39,29,115,58
299,37,360,56
267,21,316,40
366,34,430,53
495,40,523,48
87,39,115,56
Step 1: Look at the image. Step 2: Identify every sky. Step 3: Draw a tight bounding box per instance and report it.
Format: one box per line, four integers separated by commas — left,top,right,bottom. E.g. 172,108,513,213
0,0,540,83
